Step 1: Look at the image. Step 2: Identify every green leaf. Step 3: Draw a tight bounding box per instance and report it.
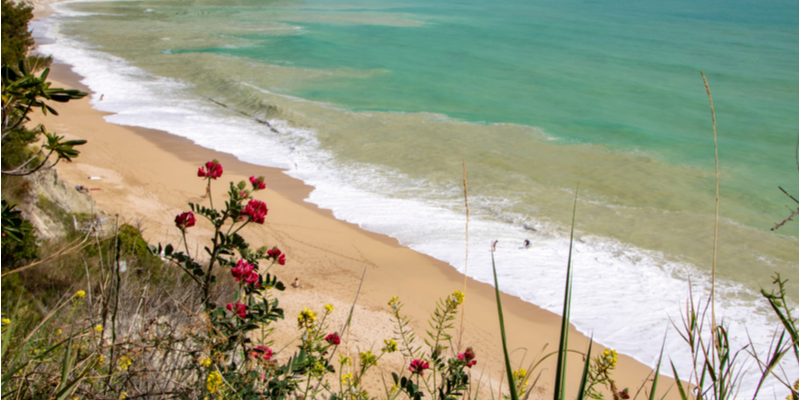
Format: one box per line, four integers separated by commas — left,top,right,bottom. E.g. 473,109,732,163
670,361,689,400
554,186,579,400
490,245,519,400
576,335,593,400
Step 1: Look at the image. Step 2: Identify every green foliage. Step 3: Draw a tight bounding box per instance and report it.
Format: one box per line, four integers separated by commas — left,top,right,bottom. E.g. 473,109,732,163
0,123,39,171
1,199,38,268
2,62,89,176
1,0,33,67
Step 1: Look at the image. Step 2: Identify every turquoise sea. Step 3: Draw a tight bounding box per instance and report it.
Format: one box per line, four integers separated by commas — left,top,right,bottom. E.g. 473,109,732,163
37,0,797,394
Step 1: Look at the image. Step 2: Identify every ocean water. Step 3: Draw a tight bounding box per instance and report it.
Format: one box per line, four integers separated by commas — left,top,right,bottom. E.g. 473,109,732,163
34,0,797,395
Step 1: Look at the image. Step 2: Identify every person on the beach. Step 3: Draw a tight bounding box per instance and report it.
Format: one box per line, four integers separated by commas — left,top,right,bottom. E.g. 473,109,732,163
523,239,531,249
291,277,302,288
100,94,104,101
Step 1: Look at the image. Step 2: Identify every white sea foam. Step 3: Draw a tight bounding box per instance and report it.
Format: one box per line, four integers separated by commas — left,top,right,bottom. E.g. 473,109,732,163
34,10,797,398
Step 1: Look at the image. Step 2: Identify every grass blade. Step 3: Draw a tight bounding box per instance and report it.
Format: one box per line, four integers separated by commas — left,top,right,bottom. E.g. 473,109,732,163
670,361,689,400
649,332,667,400
554,186,579,400
490,241,519,400
576,334,594,400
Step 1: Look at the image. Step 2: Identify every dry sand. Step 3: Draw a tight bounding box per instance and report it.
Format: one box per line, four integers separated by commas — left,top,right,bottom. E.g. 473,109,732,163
24,4,682,397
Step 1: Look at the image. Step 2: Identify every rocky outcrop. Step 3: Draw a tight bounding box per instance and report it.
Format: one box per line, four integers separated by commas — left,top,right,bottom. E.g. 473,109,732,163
19,168,106,240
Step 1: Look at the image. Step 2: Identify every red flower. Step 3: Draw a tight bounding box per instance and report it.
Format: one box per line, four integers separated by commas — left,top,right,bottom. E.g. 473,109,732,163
226,302,247,318
618,389,630,400
251,345,273,361
244,271,260,286
409,359,429,376
174,211,195,230
197,160,223,179
231,259,255,282
249,176,266,191
325,333,341,345
242,199,268,224
458,347,477,368
278,254,286,265
267,248,281,257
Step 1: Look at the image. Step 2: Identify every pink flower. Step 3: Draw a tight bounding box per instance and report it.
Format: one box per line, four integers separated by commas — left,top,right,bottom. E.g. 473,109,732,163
244,271,260,287
231,259,255,282
249,176,266,191
226,302,247,318
197,160,223,179
278,254,286,265
458,347,477,368
174,211,195,230
267,248,281,257
251,345,273,361
325,333,340,345
409,359,429,376
242,199,268,224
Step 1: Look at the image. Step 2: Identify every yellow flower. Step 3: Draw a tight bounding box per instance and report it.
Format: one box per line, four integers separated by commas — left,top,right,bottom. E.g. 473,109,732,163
76,290,86,298
118,355,132,371
359,351,377,368
297,307,317,328
207,371,223,394
451,290,465,306
94,324,103,333
55,329,63,335
388,296,400,308
119,391,128,399
339,354,351,366
382,339,398,354
1,318,10,324
602,349,618,369
200,357,212,368
324,304,334,313
341,372,354,385
98,354,106,364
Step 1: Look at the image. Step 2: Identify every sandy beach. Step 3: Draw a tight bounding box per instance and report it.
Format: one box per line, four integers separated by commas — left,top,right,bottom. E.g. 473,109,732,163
24,6,682,399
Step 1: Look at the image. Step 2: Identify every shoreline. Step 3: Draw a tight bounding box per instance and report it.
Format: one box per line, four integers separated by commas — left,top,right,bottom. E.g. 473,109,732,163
25,4,680,399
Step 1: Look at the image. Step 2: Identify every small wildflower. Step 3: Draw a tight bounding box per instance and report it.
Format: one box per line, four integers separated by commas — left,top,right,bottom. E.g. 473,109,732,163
119,391,128,399
388,296,400,309
198,160,223,179
341,372,354,386
297,307,317,328
409,359,429,376
1,318,10,324
118,355,132,371
382,339,398,353
98,354,106,364
458,347,477,368
174,211,196,230
76,290,86,298
226,302,247,318
602,349,618,369
325,333,341,345
339,354,351,366
55,329,62,335
207,371,223,394
360,351,377,367
452,290,465,306
249,176,266,191
94,324,103,333
619,388,631,399
200,357,212,368
251,345,273,361
242,199,268,224
324,304,334,313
